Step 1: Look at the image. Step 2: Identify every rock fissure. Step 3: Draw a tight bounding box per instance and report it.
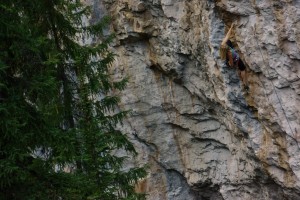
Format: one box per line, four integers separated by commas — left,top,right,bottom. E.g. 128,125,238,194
89,0,300,199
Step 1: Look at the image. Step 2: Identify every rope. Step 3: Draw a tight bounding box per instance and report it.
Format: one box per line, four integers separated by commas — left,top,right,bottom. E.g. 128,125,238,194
252,25,295,137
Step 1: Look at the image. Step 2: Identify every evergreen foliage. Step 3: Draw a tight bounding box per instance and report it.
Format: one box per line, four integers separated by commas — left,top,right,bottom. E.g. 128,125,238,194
0,0,146,199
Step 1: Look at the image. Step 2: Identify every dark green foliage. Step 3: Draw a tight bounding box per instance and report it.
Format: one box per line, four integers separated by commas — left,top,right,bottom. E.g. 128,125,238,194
0,0,146,199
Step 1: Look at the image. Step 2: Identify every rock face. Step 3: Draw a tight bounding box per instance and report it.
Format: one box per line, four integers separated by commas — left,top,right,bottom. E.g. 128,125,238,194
92,0,300,199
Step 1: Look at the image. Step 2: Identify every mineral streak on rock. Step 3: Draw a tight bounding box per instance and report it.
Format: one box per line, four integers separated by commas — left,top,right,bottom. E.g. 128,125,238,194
90,0,300,199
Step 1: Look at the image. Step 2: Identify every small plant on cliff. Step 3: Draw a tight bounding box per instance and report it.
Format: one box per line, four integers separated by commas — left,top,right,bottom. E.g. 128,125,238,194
0,0,146,199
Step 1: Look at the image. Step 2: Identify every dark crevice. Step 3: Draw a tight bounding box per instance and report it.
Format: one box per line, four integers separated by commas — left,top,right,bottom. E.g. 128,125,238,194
191,137,229,151
163,122,190,132
119,32,152,45
149,63,182,82
132,130,158,153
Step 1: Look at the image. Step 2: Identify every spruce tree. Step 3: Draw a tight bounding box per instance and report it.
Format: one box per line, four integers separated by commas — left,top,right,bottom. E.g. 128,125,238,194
0,0,146,199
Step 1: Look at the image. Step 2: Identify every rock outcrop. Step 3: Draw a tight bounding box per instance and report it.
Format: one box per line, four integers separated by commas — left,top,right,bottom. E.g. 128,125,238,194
91,0,300,199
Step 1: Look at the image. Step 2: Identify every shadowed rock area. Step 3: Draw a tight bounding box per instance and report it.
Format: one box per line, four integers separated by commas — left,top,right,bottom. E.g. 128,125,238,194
89,0,300,199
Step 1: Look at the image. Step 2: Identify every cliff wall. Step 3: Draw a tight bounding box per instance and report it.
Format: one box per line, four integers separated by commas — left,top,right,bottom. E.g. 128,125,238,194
91,0,300,199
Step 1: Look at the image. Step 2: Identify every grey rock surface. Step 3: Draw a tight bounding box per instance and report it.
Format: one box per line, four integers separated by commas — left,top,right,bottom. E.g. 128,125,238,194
91,0,300,199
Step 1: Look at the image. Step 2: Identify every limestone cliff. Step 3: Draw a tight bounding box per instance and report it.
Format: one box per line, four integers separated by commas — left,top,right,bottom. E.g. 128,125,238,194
91,0,300,199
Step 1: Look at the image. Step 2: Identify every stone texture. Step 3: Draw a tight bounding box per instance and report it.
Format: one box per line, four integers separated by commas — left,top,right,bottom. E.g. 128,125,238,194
91,0,300,199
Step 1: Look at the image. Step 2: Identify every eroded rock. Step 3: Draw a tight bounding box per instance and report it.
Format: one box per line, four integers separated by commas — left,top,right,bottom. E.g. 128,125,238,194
90,0,300,199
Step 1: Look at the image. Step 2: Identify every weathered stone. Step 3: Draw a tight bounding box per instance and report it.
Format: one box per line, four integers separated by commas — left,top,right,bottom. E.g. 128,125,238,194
90,0,300,199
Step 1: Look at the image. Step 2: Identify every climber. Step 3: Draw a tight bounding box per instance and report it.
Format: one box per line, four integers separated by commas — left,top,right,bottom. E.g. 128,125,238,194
220,24,249,91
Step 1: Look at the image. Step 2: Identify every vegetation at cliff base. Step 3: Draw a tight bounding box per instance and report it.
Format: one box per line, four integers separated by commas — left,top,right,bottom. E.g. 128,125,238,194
0,0,146,199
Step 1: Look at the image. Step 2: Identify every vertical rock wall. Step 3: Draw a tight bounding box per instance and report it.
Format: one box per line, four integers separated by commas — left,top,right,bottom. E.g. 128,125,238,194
92,0,300,199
